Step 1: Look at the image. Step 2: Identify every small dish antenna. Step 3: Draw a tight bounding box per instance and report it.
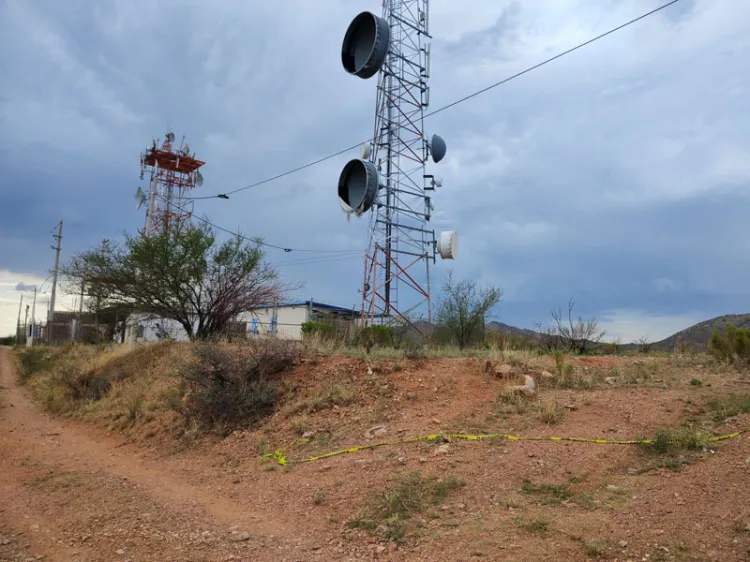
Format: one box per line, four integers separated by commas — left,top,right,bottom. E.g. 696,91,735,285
436,230,458,260
196,170,204,187
135,186,147,210
338,158,379,216
341,11,391,79
429,134,447,163
360,142,372,159
165,132,175,143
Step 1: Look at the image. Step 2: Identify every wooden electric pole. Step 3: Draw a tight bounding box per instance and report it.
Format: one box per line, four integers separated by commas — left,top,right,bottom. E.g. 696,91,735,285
48,220,63,344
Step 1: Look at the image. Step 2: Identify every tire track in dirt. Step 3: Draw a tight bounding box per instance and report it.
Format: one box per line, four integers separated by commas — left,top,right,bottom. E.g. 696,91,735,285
0,348,303,561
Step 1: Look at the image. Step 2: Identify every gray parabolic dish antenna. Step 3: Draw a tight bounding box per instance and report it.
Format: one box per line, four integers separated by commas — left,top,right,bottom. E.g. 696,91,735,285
341,11,390,79
135,186,147,210
196,170,204,187
430,134,447,163
338,158,379,215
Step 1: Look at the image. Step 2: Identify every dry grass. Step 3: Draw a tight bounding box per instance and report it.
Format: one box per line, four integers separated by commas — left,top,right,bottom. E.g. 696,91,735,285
287,380,358,415
20,342,185,433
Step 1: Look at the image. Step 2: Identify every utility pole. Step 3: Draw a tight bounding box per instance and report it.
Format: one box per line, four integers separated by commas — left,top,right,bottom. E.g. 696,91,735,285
23,304,29,346
15,294,23,342
48,220,63,343
28,286,37,347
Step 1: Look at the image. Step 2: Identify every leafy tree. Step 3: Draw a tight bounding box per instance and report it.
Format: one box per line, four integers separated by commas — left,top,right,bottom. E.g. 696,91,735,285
435,270,503,349
63,224,285,340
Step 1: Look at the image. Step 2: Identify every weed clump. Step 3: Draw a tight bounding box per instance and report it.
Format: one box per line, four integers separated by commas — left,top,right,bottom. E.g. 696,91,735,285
177,341,298,433
521,479,573,506
706,394,750,422
646,427,708,455
349,471,464,541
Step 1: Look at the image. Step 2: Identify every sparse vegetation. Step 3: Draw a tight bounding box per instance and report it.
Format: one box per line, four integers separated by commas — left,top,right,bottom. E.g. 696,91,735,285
538,397,565,425
584,539,608,557
705,394,750,422
514,517,549,534
348,471,464,541
288,380,358,414
521,479,573,506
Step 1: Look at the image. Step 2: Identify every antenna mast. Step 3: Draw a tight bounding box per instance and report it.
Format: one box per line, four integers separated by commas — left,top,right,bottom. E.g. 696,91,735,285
138,132,205,236
339,1,457,330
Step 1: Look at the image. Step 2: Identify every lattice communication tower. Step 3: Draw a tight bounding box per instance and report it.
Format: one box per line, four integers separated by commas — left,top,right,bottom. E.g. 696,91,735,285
338,1,457,330
136,132,206,236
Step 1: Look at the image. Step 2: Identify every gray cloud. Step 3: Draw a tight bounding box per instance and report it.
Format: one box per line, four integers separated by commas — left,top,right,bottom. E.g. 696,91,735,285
1,0,749,338
15,282,37,292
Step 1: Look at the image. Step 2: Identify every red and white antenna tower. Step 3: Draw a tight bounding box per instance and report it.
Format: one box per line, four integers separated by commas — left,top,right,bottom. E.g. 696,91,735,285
136,131,206,236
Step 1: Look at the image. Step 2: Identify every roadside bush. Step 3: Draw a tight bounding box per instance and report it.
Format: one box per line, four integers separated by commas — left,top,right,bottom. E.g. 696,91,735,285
16,347,55,384
0,335,17,346
709,323,750,369
58,362,112,401
178,341,299,432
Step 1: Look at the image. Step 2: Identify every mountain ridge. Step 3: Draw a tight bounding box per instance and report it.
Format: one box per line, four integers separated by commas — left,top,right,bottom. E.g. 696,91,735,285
411,313,750,350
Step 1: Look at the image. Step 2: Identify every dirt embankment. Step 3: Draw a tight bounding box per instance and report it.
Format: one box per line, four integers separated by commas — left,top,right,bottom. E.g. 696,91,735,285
1,345,749,561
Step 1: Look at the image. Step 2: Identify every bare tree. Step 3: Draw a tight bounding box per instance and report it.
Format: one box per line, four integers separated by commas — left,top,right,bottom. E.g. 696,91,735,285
548,298,605,354
436,270,503,349
534,321,565,353
635,336,652,354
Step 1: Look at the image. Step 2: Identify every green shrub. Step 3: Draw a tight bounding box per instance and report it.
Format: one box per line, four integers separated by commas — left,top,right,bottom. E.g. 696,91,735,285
0,335,17,346
359,325,396,347
709,323,750,368
301,321,336,340
16,347,55,383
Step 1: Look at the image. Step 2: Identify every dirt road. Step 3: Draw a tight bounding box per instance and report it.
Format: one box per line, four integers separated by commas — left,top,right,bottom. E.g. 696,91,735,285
2,346,750,561
0,348,307,562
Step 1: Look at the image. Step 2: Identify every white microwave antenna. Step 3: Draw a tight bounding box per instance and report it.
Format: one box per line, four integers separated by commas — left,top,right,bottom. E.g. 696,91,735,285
338,1,457,330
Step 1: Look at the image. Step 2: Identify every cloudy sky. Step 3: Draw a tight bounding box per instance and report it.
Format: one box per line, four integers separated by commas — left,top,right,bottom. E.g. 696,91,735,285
1,0,748,342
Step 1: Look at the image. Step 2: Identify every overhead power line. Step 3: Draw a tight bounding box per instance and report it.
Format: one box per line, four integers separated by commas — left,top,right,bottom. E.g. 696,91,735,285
191,213,366,254
150,192,365,253
189,0,681,201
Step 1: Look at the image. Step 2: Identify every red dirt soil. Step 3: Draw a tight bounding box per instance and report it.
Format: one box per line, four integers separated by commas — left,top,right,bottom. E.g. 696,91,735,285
1,347,749,561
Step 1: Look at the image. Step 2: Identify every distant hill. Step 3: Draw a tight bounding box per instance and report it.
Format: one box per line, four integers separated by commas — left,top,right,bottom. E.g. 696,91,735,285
404,319,540,342
485,321,541,341
406,313,750,352
651,313,750,350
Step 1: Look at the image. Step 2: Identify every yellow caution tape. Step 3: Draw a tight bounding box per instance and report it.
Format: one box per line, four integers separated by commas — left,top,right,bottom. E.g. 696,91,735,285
261,428,748,467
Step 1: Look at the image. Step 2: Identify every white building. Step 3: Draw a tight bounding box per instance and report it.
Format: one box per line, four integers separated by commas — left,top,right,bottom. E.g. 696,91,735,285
124,313,192,344
123,300,360,343
237,300,360,340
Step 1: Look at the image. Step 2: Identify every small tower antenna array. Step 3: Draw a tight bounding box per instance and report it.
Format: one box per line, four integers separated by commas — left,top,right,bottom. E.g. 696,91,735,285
338,1,457,330
137,131,206,236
